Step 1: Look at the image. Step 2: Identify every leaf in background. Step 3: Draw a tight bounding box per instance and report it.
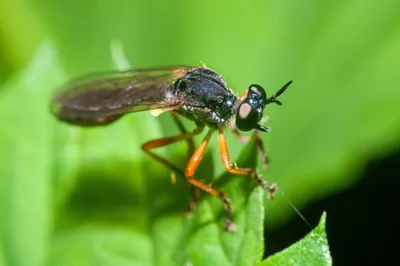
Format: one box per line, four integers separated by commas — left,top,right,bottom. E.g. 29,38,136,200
261,213,331,266
0,43,65,266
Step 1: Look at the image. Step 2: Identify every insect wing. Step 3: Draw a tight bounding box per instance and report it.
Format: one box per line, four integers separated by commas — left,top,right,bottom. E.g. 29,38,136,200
51,66,192,125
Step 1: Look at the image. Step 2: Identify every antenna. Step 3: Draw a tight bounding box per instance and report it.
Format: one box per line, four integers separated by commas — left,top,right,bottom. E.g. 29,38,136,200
265,80,293,105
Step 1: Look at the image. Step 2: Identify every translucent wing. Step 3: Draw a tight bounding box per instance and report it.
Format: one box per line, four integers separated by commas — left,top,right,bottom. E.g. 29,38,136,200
51,66,193,126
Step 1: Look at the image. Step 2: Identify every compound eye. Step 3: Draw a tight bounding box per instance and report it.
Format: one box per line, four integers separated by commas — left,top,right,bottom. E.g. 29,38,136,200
235,102,260,131
248,84,267,100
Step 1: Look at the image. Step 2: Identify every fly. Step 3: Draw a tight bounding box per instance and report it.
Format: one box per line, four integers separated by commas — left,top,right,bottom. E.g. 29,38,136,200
51,65,292,231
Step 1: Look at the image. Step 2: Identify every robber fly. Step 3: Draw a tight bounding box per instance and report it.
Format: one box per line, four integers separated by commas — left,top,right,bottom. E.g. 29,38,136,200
51,65,291,231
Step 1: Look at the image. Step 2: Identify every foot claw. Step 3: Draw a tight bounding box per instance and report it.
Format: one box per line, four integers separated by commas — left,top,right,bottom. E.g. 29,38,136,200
258,177,278,198
225,221,237,232
267,184,278,199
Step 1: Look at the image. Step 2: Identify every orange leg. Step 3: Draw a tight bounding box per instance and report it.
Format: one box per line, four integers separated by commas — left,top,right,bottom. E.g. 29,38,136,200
218,129,277,198
142,125,204,213
184,128,236,231
141,125,204,178
169,113,200,208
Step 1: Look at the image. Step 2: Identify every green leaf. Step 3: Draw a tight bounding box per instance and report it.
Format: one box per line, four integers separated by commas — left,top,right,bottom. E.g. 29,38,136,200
260,213,331,266
0,44,65,266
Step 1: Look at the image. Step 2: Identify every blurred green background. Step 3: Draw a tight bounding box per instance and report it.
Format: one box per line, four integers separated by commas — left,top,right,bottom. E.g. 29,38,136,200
0,0,399,265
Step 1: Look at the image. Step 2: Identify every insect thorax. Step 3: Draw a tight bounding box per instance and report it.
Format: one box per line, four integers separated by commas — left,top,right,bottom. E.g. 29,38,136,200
172,67,237,127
